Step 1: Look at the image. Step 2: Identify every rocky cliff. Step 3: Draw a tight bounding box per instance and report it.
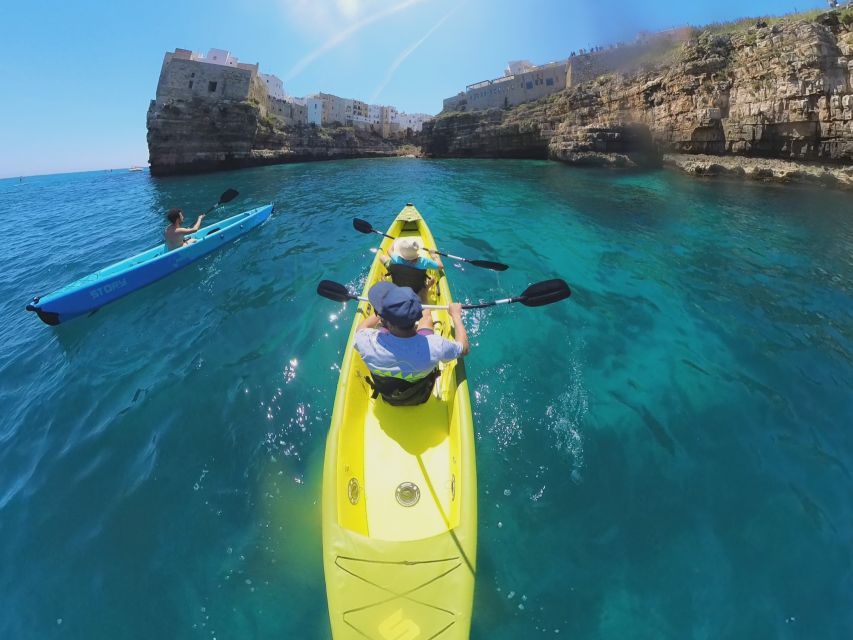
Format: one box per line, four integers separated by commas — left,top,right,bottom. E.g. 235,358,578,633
423,11,853,170
146,99,411,176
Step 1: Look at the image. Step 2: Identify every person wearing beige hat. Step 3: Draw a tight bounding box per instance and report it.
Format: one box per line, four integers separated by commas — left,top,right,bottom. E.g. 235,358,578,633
380,237,444,270
379,237,444,299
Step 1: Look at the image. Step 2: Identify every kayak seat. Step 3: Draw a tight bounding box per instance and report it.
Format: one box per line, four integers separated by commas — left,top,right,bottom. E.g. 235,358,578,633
366,369,439,406
387,263,427,292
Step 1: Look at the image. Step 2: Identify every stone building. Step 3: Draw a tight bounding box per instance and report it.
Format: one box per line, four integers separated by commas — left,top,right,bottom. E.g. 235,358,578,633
399,112,432,132
368,104,382,126
155,48,268,110
505,60,536,75
205,48,240,67
307,96,323,125
267,96,308,126
352,100,370,129
442,28,694,113
153,47,427,135
318,92,352,126
443,59,569,112
261,73,286,100
379,106,401,137
153,48,310,128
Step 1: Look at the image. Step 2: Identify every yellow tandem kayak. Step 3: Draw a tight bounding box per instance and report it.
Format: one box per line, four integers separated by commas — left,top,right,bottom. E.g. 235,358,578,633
322,204,477,640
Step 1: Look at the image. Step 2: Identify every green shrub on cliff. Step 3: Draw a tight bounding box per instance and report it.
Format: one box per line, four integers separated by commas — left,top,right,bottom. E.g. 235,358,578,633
259,115,278,130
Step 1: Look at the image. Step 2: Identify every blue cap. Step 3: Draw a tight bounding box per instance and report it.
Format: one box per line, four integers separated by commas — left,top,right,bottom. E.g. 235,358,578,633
368,282,423,327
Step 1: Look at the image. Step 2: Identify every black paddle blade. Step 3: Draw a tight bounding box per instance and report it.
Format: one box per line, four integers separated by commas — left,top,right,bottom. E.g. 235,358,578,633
519,279,571,307
353,218,374,234
469,259,510,272
317,280,356,303
219,188,239,205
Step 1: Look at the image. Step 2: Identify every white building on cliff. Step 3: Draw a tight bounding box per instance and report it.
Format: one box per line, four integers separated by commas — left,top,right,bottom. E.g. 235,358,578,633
204,48,240,67
156,47,433,135
261,73,286,100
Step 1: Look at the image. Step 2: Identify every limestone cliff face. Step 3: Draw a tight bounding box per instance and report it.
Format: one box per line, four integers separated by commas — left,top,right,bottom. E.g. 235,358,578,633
419,105,552,159
423,12,853,167
146,99,409,176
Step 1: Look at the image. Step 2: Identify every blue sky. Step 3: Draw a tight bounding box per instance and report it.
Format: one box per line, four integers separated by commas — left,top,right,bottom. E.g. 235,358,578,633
1,0,825,178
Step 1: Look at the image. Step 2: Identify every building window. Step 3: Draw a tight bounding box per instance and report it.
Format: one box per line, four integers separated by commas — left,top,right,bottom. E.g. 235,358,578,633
526,81,533,90
188,80,194,89
546,78,554,86
208,81,217,92
191,72,195,78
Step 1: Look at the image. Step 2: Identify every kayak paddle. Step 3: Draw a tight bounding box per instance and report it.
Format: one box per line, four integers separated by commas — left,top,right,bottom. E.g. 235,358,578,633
353,218,509,272
204,188,239,215
317,278,570,311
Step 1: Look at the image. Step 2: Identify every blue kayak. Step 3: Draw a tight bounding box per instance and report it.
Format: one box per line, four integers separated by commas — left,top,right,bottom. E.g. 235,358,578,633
26,204,274,325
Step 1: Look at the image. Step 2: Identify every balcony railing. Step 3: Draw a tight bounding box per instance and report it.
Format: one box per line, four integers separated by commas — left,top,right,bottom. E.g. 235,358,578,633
466,75,514,91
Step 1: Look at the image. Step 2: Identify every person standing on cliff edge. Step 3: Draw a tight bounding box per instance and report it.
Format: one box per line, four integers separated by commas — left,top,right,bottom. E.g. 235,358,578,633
164,208,204,251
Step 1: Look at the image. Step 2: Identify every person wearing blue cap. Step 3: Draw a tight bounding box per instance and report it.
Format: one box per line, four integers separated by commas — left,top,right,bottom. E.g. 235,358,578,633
354,281,470,406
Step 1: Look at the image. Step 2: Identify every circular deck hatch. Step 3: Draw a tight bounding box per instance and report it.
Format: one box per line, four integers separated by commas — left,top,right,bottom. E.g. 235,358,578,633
347,478,360,505
395,482,420,507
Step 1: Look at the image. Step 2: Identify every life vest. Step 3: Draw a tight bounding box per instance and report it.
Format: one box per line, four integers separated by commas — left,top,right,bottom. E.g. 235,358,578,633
365,368,440,406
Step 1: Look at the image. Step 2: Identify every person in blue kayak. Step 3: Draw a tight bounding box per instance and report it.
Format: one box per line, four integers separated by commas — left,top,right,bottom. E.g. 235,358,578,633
354,281,469,406
164,208,205,251
379,237,443,300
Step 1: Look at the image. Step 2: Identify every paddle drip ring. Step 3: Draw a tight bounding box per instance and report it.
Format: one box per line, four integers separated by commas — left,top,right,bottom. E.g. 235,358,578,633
395,482,420,507
348,478,360,505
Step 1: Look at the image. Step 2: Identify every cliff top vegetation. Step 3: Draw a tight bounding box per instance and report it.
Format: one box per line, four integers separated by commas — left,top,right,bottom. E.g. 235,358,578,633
698,5,852,36
627,7,852,70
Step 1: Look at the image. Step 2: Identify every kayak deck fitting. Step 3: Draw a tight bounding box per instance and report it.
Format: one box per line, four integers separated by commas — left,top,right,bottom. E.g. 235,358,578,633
25,204,273,325
323,204,477,640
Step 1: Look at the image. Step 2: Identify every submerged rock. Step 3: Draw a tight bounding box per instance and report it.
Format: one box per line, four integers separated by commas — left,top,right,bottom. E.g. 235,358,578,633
665,153,853,188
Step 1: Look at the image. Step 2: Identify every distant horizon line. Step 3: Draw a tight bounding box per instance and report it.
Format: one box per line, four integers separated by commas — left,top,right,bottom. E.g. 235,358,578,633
0,166,150,181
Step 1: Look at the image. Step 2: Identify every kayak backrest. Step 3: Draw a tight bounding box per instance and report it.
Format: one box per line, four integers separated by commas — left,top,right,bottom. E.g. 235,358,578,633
387,263,427,292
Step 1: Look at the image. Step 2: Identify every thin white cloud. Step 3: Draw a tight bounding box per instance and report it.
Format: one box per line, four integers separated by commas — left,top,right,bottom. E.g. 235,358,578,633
286,0,428,81
283,0,336,35
369,3,461,103
336,0,360,20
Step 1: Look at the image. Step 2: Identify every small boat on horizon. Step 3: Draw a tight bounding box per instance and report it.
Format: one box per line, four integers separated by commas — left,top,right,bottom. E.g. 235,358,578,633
128,166,145,172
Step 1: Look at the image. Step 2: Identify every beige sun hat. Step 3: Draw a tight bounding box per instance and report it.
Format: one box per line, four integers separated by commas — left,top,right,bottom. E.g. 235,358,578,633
394,237,422,261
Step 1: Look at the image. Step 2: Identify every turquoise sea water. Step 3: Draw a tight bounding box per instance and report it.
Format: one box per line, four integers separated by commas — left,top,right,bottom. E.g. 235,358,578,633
0,159,851,639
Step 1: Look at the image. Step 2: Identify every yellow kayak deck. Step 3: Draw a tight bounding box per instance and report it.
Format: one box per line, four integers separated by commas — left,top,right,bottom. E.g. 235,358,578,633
365,396,453,541
322,205,477,640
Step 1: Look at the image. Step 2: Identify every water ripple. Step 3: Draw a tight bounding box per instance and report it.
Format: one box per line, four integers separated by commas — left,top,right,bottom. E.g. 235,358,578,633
1,161,851,639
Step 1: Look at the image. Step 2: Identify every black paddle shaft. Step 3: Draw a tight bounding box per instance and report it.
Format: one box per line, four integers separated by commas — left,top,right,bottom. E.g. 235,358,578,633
204,188,239,215
352,218,509,272
461,279,571,309
317,278,570,310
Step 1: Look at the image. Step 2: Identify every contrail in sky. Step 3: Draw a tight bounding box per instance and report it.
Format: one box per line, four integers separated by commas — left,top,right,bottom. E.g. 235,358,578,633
286,0,428,81
370,3,462,103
